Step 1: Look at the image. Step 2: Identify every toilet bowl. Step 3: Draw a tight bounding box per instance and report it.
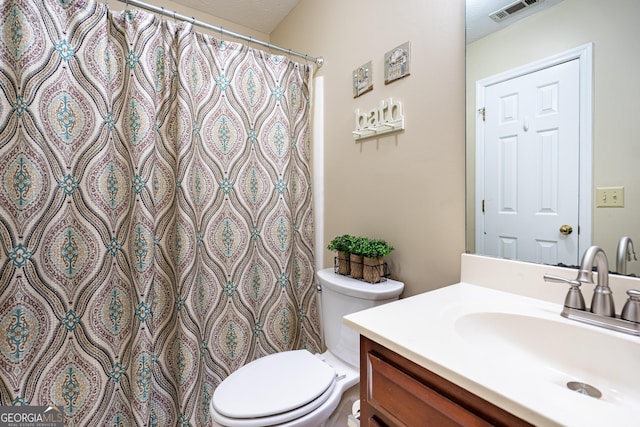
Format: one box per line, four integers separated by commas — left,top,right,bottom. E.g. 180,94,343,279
210,267,404,427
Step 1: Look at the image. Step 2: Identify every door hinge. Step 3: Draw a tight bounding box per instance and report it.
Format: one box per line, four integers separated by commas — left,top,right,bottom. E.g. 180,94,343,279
478,107,486,122
482,199,485,213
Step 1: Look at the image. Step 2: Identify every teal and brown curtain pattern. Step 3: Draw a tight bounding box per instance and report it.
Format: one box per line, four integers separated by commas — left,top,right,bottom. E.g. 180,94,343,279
0,0,321,424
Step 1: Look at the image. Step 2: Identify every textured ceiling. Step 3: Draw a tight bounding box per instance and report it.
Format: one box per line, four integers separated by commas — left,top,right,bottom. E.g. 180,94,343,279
466,0,565,43
171,0,302,34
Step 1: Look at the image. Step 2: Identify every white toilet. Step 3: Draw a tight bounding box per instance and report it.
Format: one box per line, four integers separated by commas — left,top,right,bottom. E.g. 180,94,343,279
210,267,404,427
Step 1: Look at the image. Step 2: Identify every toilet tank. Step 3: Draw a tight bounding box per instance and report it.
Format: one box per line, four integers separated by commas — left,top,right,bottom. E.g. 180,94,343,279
316,268,404,368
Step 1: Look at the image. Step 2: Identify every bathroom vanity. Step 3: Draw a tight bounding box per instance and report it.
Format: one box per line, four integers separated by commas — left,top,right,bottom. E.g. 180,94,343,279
344,254,640,427
359,335,531,426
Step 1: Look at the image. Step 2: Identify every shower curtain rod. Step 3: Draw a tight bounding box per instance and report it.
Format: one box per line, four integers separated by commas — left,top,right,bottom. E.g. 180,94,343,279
115,0,324,67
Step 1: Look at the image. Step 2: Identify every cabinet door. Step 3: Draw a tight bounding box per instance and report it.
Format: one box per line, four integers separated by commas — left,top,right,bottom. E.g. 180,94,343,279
360,336,533,427
367,352,494,426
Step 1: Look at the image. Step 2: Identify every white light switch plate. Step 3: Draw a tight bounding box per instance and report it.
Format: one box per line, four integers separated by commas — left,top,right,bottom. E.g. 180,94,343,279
596,186,624,207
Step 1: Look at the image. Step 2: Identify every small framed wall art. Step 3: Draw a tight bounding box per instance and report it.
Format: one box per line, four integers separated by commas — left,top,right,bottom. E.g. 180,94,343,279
384,42,411,84
353,61,373,98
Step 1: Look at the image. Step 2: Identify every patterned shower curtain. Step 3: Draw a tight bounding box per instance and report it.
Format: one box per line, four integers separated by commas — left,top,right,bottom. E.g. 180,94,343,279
0,0,321,425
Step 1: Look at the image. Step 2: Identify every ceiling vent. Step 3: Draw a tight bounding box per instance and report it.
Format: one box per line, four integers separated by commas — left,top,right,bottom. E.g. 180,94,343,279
489,0,546,22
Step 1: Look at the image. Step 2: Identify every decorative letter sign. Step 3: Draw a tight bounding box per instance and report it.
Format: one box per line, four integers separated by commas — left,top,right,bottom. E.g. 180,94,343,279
353,98,405,140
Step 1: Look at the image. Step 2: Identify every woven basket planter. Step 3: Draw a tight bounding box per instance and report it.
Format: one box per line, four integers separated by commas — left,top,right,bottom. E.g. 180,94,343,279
350,254,364,279
363,256,384,283
336,251,351,275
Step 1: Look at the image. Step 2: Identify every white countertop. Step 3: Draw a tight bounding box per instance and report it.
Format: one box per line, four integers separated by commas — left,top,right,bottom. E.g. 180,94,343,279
344,254,640,427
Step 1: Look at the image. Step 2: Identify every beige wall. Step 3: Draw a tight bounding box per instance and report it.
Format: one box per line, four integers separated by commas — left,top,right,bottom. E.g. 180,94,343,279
272,0,466,296
466,0,640,274
136,0,467,297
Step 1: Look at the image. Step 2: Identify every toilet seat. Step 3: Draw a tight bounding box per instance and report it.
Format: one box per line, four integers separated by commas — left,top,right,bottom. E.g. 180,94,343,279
211,350,337,427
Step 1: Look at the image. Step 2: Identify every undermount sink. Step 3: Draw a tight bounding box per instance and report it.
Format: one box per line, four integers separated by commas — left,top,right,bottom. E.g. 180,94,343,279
455,310,640,402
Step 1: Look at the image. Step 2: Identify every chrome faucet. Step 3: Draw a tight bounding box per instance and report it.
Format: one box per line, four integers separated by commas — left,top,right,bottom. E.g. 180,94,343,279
544,245,640,336
544,246,614,316
577,246,615,316
616,236,637,275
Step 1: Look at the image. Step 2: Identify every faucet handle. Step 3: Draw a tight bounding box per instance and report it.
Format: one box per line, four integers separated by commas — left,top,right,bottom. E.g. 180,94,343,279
621,289,640,323
543,274,586,310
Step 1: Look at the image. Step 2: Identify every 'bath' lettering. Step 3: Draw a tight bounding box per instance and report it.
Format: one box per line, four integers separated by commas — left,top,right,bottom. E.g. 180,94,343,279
354,98,403,131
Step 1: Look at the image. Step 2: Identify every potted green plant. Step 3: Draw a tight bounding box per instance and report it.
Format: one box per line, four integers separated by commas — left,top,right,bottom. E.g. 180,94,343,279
347,236,368,279
327,234,353,275
360,238,394,283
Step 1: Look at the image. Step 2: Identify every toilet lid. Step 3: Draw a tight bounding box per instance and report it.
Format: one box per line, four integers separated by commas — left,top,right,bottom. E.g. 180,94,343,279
212,350,336,420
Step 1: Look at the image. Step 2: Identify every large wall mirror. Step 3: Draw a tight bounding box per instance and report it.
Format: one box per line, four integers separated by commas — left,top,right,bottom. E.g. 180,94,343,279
465,0,640,275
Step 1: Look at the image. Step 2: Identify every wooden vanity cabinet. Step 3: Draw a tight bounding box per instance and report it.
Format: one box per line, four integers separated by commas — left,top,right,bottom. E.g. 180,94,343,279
359,336,533,427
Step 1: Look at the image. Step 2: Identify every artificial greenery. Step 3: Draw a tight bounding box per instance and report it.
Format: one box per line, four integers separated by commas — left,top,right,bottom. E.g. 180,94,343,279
347,236,369,257
358,238,394,258
328,235,394,258
327,234,354,253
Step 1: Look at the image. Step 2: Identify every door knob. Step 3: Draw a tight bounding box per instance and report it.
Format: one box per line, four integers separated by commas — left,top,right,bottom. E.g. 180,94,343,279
560,224,573,235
